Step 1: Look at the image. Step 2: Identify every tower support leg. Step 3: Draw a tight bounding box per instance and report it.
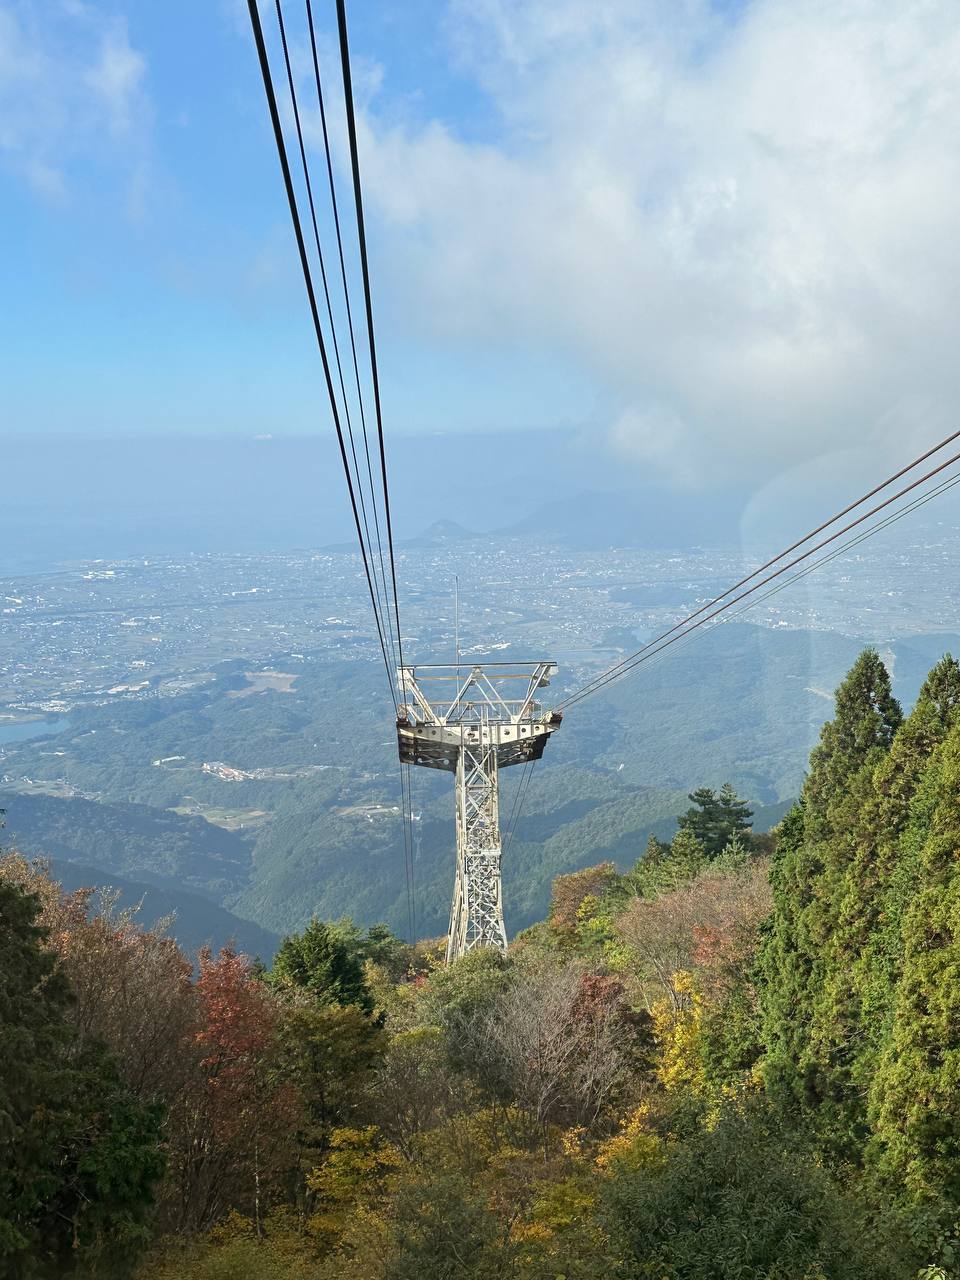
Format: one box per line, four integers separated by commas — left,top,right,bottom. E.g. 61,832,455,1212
446,742,506,962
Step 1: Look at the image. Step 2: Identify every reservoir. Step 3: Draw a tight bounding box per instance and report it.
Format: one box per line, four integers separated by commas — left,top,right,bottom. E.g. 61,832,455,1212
0,718,71,747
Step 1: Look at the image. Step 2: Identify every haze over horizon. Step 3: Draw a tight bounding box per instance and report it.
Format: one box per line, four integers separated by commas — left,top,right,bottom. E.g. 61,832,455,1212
7,426,960,578
5,0,960,518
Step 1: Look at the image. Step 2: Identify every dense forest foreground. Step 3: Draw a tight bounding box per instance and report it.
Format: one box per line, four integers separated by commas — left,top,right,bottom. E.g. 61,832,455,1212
4,647,960,1277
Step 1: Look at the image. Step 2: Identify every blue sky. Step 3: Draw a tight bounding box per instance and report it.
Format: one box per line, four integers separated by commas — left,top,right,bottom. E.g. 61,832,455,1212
0,0,605,440
3,0,960,496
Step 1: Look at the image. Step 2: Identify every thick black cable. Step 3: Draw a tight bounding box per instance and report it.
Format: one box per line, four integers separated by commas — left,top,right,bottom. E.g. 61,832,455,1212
512,764,535,849
501,762,527,852
504,761,534,852
305,0,399,680
398,761,415,942
565,472,960,699
715,468,960,636
335,0,405,673
602,468,960,691
247,0,397,707
560,444,960,710
561,431,960,710
562,461,960,710
273,0,397,673
404,761,417,941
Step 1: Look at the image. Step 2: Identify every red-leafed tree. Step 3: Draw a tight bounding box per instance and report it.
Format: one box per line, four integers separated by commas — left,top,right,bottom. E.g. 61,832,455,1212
616,860,771,1012
0,855,197,1103
549,862,618,941
168,948,301,1235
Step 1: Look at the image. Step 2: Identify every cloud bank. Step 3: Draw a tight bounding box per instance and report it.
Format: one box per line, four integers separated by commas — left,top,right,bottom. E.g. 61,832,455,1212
360,0,960,487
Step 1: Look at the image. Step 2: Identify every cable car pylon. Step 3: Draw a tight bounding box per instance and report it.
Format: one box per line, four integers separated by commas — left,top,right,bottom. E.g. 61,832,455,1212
397,661,561,962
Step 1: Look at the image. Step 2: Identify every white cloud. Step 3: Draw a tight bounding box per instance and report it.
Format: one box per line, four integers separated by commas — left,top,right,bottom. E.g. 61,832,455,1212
359,0,960,486
0,2,148,197
84,23,145,133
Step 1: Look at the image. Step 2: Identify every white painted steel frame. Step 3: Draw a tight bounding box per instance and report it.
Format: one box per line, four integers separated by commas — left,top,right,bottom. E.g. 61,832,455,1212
396,662,561,962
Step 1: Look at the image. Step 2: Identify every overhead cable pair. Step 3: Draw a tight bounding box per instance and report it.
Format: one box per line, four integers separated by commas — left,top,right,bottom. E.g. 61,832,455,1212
247,0,415,937
559,429,960,711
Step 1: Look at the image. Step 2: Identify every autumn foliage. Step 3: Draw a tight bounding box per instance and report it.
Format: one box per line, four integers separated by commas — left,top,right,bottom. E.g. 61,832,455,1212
6,652,960,1278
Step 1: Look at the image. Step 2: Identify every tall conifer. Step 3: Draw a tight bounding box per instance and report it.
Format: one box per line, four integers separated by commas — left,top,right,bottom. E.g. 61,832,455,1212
759,650,901,1151
869,721,960,1203
847,657,960,1073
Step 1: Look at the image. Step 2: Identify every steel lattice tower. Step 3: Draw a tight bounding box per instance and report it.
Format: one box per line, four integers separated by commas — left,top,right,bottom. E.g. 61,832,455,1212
397,662,561,962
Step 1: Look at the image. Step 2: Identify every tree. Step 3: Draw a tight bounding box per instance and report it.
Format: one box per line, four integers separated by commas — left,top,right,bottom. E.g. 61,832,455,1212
0,876,78,1272
272,918,375,1015
385,1162,510,1280
851,655,960,1042
802,648,901,844
759,650,901,1153
37,1049,166,1277
694,863,771,1087
167,948,299,1235
0,877,164,1277
869,721,960,1212
604,1102,915,1279
423,947,513,1079
617,860,769,1015
369,1026,457,1158
0,854,197,1104
468,962,635,1149
328,917,414,982
278,994,385,1210
677,783,753,857
640,833,670,867
361,922,413,979
657,827,707,889
548,863,618,944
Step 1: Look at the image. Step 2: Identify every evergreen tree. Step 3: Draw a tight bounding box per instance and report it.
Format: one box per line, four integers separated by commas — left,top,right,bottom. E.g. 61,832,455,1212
0,878,163,1277
0,878,76,1272
666,828,708,884
630,829,707,900
640,833,670,867
271,918,374,1015
844,656,960,1090
869,721,960,1208
802,648,902,844
678,783,753,857
328,918,413,981
759,650,901,1153
605,1102,915,1279
756,804,812,1106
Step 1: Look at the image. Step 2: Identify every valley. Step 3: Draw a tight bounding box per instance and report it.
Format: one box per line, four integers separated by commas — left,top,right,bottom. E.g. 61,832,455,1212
4,530,960,948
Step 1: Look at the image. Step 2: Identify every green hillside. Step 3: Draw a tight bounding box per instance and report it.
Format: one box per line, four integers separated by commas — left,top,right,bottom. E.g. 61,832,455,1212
8,643,960,1277
4,623,956,940
0,789,251,898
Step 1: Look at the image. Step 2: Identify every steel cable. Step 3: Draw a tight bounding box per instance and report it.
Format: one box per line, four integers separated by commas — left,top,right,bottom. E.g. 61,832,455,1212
247,0,397,708
560,444,960,711
562,465,960,709
273,0,398,675
304,0,400,679
335,0,404,674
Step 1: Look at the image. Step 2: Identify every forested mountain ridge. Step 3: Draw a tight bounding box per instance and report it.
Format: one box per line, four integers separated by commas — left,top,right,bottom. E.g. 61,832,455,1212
3,621,955,946
0,790,251,899
5,645,960,1276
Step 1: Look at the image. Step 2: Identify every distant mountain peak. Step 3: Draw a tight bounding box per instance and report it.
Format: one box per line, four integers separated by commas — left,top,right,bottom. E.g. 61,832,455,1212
401,519,477,547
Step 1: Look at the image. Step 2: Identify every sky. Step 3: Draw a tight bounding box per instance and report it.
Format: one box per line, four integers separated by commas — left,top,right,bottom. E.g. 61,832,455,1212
2,0,960,497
